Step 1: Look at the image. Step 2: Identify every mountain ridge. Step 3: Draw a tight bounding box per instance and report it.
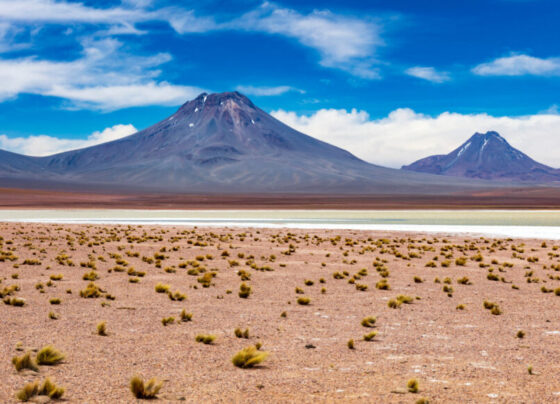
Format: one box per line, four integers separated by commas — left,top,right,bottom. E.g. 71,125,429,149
0,94,532,194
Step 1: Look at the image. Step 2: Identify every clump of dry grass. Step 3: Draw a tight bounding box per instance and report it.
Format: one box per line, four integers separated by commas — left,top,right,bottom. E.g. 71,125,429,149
297,297,310,305
16,378,65,402
97,321,107,336
36,345,65,366
3,296,25,306
180,309,192,322
168,291,186,301
12,352,39,372
363,331,377,341
195,334,216,344
130,375,163,399
407,378,419,393
49,298,61,305
238,283,252,298
347,339,355,349
155,283,170,293
231,346,269,368
361,316,376,328
234,328,250,339
79,282,103,298
161,317,175,326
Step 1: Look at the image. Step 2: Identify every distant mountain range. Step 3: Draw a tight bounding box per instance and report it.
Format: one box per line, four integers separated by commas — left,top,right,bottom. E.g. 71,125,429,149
402,131,560,182
0,93,555,194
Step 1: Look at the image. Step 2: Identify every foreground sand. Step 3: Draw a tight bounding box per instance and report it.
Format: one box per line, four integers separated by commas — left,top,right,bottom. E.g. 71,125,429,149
1,223,560,403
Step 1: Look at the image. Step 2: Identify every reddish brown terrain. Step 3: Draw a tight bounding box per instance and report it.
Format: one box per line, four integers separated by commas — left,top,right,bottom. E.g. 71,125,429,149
2,223,560,402
2,187,560,209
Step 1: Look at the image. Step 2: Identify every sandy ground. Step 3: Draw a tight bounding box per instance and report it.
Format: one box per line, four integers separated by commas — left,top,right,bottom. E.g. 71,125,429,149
1,223,560,403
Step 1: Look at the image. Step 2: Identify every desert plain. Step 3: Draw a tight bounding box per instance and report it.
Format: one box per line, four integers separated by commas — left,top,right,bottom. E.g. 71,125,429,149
2,223,560,403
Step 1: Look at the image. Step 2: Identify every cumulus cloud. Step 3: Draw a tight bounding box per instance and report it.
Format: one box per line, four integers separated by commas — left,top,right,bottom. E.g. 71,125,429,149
405,66,450,83
0,37,205,110
271,107,560,168
0,124,137,156
229,3,382,79
0,1,383,80
235,85,304,96
473,54,560,76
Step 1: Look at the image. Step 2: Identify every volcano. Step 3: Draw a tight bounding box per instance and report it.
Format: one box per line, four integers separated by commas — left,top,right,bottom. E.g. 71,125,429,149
0,92,504,194
402,131,560,182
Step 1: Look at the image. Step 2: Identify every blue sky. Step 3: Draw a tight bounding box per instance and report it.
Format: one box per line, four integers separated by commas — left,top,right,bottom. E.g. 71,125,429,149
0,0,559,167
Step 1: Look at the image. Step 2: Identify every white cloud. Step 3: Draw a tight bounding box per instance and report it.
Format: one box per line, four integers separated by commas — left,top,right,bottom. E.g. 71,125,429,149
235,85,304,96
473,54,560,76
230,3,382,79
0,37,205,110
0,124,137,156
0,1,384,81
405,66,450,83
271,107,560,168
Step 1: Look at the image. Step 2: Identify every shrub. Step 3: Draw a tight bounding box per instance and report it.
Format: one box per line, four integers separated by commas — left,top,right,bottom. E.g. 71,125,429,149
80,282,102,298
180,309,192,322
455,257,467,266
457,277,471,285
16,381,39,402
363,331,377,341
15,378,64,402
130,375,163,399
297,297,310,305
407,378,419,393
97,321,107,336
161,317,175,326
36,345,65,366
195,334,216,344
413,276,423,283
82,270,99,281
12,352,39,372
155,283,170,293
490,306,502,315
516,330,525,338
49,274,63,281
49,298,61,305
347,339,355,349
232,346,269,368
396,295,413,304
238,283,252,298
361,316,376,328
388,299,400,309
168,291,187,301
4,297,25,306
375,279,390,290
234,328,250,339
48,311,58,320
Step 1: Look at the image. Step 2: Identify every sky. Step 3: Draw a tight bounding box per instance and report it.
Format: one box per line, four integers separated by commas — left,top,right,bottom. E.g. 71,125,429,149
0,0,559,167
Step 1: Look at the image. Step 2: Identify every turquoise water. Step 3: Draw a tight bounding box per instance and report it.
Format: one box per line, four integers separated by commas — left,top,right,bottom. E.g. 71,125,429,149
1,209,560,239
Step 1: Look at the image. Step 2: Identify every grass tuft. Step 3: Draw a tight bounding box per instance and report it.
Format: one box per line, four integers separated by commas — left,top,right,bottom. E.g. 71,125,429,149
130,375,163,399
232,346,269,368
36,345,65,366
